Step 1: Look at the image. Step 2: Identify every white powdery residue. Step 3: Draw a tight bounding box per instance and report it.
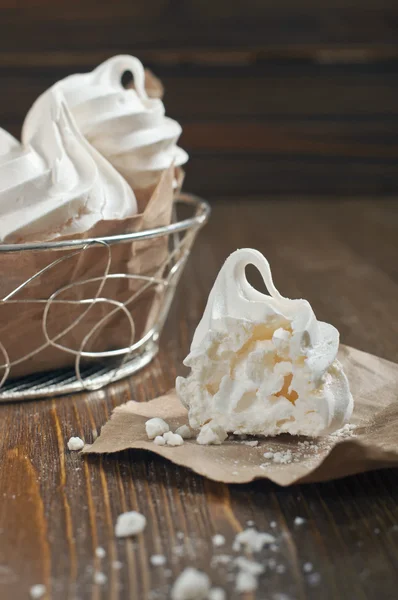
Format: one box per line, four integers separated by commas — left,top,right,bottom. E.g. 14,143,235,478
211,555,232,567
263,450,293,464
276,564,286,574
307,572,321,586
212,534,226,547
145,418,169,440
175,425,194,439
115,511,146,538
67,436,84,451
236,571,258,593
154,435,166,446
93,571,107,585
208,587,226,600
95,546,106,558
30,585,46,599
150,554,166,566
329,423,357,440
173,545,185,557
171,568,211,600
197,422,227,446
233,528,275,552
294,517,306,526
163,431,184,446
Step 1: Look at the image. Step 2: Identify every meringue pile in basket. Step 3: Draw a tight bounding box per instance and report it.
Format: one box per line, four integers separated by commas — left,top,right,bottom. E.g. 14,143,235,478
0,55,188,243
176,249,354,439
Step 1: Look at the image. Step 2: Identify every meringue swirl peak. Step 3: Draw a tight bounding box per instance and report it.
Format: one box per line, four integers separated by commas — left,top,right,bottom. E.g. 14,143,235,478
0,89,138,243
26,55,188,192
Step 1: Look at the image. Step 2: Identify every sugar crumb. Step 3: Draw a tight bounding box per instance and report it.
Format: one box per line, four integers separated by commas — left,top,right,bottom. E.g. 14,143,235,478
171,567,210,600
30,585,46,599
93,571,107,585
212,534,226,547
115,511,146,538
67,437,84,451
95,547,106,558
150,554,166,566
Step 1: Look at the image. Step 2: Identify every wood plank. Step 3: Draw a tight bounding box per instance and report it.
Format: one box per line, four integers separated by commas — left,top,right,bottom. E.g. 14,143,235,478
1,3,398,56
0,199,397,599
182,155,398,196
2,63,398,122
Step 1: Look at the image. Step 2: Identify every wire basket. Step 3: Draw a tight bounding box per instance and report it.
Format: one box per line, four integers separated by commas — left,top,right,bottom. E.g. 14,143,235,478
0,193,210,402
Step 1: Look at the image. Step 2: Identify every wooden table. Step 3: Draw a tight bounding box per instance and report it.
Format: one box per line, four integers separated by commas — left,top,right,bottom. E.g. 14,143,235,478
0,198,397,599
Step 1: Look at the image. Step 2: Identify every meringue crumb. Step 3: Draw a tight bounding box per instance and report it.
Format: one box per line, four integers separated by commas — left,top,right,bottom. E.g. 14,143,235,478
112,561,123,570
263,450,292,464
303,562,313,573
93,571,107,585
208,587,226,600
197,422,227,445
95,546,106,558
175,425,194,439
150,554,166,566
154,435,166,446
234,556,264,576
294,516,306,526
171,568,210,600
236,571,258,593
212,534,226,547
145,418,169,440
30,585,46,599
163,431,184,446
233,528,275,552
67,436,84,451
115,511,146,538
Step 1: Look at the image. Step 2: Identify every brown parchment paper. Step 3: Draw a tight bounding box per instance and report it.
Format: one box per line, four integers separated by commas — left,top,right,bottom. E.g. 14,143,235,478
83,345,398,486
0,165,176,379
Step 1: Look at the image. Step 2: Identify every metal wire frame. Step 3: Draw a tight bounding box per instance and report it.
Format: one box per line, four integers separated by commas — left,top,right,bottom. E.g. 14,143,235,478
0,193,210,402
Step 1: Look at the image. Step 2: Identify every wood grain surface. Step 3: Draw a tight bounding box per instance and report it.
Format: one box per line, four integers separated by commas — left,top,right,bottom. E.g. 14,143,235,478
0,199,397,600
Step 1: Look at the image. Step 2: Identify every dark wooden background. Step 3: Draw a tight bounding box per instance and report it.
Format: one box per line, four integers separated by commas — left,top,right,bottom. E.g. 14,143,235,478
2,0,398,196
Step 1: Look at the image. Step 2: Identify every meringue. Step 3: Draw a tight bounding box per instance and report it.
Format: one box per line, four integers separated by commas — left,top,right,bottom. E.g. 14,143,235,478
26,55,188,192
176,248,353,438
1,89,137,242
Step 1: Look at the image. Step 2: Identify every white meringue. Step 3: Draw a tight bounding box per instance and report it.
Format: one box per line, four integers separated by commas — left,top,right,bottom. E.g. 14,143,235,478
0,89,137,242
176,248,353,438
26,55,188,191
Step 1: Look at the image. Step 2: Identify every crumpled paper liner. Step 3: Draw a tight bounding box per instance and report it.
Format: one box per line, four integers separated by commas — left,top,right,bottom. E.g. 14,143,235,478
83,345,398,486
0,165,180,379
